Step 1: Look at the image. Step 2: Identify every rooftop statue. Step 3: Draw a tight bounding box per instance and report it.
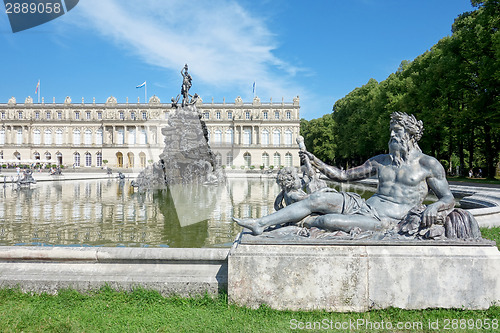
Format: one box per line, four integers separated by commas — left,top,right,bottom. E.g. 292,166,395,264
235,112,480,240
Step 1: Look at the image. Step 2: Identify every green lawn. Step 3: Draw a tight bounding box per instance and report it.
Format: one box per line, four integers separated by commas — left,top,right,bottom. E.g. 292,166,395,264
0,229,497,333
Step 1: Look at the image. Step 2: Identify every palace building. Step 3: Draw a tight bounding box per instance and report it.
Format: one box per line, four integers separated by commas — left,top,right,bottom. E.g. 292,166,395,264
0,95,301,170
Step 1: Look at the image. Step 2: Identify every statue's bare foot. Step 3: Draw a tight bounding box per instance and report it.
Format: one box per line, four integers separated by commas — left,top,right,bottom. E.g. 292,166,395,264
233,217,265,235
301,215,319,228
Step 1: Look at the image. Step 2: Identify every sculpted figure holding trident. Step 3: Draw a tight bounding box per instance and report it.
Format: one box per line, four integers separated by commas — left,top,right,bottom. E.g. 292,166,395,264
181,64,192,106
234,112,456,235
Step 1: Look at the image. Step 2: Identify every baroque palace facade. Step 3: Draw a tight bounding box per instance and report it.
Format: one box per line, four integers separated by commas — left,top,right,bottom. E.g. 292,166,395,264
0,95,301,170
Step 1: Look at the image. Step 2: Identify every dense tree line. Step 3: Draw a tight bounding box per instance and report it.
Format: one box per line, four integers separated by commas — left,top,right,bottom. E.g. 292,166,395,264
301,0,499,178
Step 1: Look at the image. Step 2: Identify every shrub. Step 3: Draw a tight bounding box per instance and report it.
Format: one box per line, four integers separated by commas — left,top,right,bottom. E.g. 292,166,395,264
231,165,236,169
269,165,274,170
250,165,255,170
240,165,245,169
260,165,265,170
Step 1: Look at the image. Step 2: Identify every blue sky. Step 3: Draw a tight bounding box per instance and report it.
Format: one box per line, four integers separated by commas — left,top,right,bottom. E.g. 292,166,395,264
0,0,474,120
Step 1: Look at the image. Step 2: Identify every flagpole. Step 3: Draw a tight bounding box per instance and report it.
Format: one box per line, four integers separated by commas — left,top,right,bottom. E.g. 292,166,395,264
145,81,147,104
38,79,40,104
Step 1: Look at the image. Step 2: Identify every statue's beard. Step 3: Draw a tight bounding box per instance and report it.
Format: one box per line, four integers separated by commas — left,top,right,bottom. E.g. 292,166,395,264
389,138,411,167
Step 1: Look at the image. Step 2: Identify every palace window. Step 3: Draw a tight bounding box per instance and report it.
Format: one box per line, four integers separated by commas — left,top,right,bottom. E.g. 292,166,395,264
96,128,103,145
86,112,91,120
142,112,147,120
262,152,269,168
56,129,63,145
226,153,233,166
119,112,124,120
45,152,51,161
286,111,291,119
46,111,51,120
117,129,124,144
140,129,147,144
285,129,293,146
245,111,250,120
73,129,81,145
34,129,41,145
214,130,222,144
274,111,279,119
97,112,102,120
96,152,102,167
18,111,23,119
85,152,92,167
263,111,268,120
74,153,80,167
244,152,251,168
216,111,221,120
261,129,269,146
227,111,233,120
84,129,92,145
243,128,252,145
285,152,293,167
75,112,80,120
128,128,136,145
131,112,136,120
204,112,209,120
225,129,233,144
1,112,5,119
35,112,40,120
274,152,281,167
273,130,281,146
44,129,52,145
57,112,62,120
16,128,23,144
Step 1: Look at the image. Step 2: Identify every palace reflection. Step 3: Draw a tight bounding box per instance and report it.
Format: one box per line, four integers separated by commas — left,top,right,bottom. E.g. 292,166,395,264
0,178,281,247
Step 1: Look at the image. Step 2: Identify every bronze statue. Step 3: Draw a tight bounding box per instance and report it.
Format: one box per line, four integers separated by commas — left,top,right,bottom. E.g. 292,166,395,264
234,112,479,240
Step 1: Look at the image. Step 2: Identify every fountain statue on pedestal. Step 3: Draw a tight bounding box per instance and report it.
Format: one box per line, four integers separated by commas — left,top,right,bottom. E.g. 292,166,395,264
132,64,225,190
235,112,481,241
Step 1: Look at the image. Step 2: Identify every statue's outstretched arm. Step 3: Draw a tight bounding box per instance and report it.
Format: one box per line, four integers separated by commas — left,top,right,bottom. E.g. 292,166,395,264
301,151,374,181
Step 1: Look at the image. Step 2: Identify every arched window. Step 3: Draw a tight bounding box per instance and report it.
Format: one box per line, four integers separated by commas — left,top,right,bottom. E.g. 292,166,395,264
56,129,63,145
226,153,233,166
85,152,92,167
33,129,41,145
84,129,92,145
128,128,136,145
34,152,40,160
273,152,281,167
225,129,233,144
215,153,222,166
74,152,80,167
214,130,222,145
117,129,124,145
261,129,269,146
45,152,51,161
285,129,293,146
273,130,280,147
127,152,134,168
243,152,251,168
44,129,52,145
262,152,269,168
14,152,21,160
96,128,103,145
73,129,81,145
285,152,293,167
243,128,252,145
140,128,147,144
116,152,123,167
139,152,146,168
96,152,102,167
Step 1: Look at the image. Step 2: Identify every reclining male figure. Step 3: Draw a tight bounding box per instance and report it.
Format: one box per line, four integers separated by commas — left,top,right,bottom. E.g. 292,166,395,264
234,112,455,235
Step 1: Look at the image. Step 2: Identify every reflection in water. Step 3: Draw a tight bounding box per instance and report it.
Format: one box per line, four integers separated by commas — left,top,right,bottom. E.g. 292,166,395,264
0,178,286,248
0,179,389,248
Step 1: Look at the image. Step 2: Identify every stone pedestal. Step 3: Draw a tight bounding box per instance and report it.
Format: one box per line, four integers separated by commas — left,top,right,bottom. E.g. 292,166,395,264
228,234,500,312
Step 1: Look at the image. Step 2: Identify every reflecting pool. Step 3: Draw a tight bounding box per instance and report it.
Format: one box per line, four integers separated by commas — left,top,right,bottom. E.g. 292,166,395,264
0,178,380,248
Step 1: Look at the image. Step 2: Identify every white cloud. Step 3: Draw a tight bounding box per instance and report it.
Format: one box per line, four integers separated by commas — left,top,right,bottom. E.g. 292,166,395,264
73,0,307,101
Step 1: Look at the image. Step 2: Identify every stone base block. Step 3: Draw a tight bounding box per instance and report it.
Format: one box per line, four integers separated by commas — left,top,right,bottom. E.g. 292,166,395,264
228,240,500,312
